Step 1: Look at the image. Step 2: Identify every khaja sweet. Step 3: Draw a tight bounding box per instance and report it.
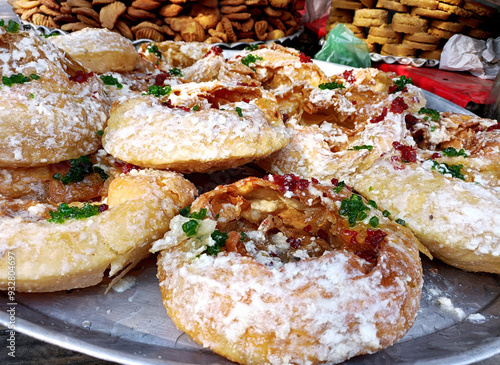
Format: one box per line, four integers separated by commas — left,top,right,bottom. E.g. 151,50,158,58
152,176,423,365
103,81,289,173
0,26,109,167
0,157,197,292
48,28,140,73
261,66,500,274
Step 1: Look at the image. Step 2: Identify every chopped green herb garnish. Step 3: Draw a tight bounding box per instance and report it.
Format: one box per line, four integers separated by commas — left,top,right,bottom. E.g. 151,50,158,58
442,147,468,158
43,33,59,38
100,75,123,89
179,206,191,217
239,232,247,241
333,181,345,194
318,82,345,90
339,194,370,227
182,219,200,237
349,145,373,151
143,84,171,97
431,161,465,180
430,126,436,132
368,200,377,208
0,20,19,33
96,130,104,137
241,54,263,67
52,155,107,185
205,229,228,255
418,107,440,122
369,216,379,228
244,44,259,51
189,208,207,220
395,218,405,226
168,68,183,77
48,203,100,223
146,44,162,59
382,210,390,217
93,166,109,181
192,104,200,111
392,75,413,92
235,107,243,117
2,73,30,86
29,93,34,99
30,74,40,80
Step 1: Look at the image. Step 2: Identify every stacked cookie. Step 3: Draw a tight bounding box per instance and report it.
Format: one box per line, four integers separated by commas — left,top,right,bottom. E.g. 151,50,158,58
325,0,499,60
9,0,303,43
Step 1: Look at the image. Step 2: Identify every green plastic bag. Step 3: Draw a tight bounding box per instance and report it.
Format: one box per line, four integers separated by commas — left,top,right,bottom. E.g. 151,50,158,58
315,23,371,68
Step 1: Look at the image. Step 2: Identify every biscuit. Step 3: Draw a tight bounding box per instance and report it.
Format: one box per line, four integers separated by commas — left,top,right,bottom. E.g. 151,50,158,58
353,9,389,27
428,26,455,39
367,34,402,45
376,0,409,12
463,0,497,17
381,43,417,57
391,13,428,34
332,0,364,10
402,38,438,51
400,0,438,9
430,19,465,32
99,1,126,29
403,31,440,44
159,4,184,18
419,49,442,59
410,7,451,20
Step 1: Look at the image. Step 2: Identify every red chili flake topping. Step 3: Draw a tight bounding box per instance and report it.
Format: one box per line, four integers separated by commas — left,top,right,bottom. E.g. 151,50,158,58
271,174,310,192
317,229,328,241
242,98,250,103
352,100,357,105
431,152,441,159
342,69,356,83
390,97,409,114
299,52,312,63
389,85,408,94
98,204,109,213
269,251,278,257
287,237,301,249
355,250,377,263
236,82,258,87
405,114,419,131
282,113,289,123
365,228,387,247
344,229,359,245
179,106,191,112
204,45,223,58
331,178,339,186
114,161,140,174
311,177,319,184
155,72,169,86
370,107,388,123
393,141,417,163
391,155,405,170
303,225,312,233
486,123,500,132
69,70,94,83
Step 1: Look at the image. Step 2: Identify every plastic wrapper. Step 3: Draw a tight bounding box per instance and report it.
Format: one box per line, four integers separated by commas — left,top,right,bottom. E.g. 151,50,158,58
314,23,371,68
440,34,500,80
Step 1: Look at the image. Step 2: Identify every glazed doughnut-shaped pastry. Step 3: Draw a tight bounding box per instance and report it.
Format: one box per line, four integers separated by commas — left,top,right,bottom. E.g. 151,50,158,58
226,43,329,89
152,175,424,365
345,144,500,274
0,168,196,292
103,81,289,173
0,27,109,167
49,28,140,73
259,76,420,180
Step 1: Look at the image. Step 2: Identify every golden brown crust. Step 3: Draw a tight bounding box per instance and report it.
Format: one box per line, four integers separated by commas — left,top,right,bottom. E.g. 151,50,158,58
155,176,423,365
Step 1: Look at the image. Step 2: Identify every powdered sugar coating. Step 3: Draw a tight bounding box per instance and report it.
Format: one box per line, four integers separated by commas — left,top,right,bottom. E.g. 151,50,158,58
156,177,423,364
0,28,110,167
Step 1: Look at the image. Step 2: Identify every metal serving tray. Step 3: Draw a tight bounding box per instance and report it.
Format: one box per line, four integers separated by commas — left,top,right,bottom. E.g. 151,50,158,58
0,55,498,365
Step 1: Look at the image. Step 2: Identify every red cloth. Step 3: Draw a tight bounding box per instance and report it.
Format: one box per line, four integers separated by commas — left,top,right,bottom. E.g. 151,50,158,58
377,63,493,108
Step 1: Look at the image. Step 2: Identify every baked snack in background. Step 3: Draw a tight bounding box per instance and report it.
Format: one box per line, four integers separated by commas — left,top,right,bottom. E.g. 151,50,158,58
325,0,500,60
153,175,424,364
8,0,303,43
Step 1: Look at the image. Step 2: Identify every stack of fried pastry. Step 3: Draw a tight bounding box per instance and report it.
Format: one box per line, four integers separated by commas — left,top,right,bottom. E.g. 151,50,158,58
325,0,499,60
